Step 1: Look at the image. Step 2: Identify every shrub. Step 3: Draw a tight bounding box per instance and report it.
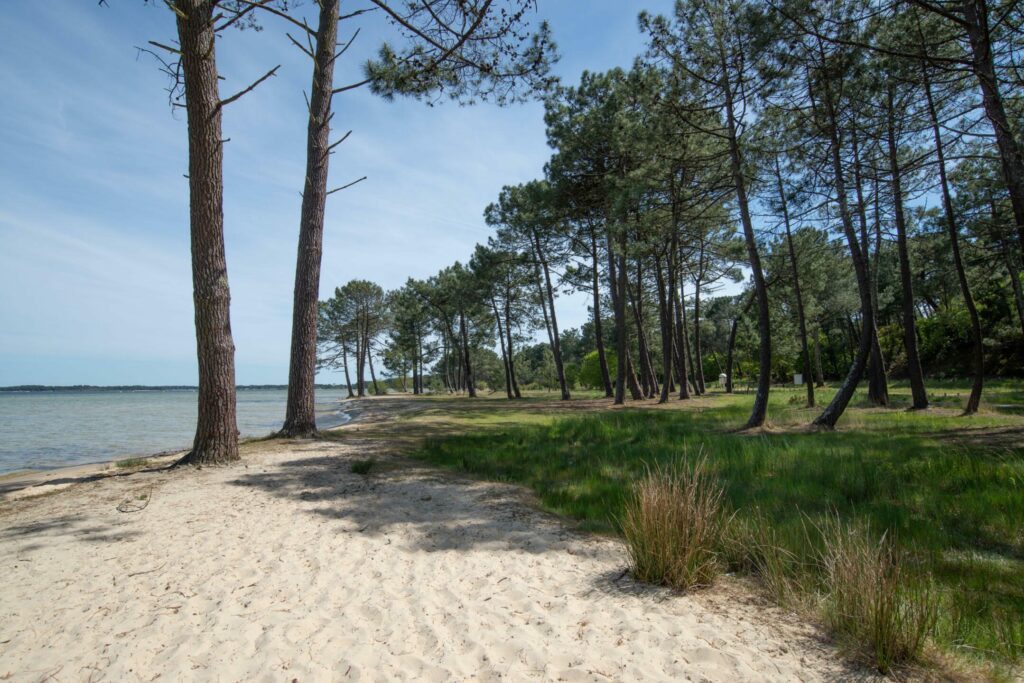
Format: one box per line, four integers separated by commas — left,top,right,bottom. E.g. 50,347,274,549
621,454,727,590
817,518,938,673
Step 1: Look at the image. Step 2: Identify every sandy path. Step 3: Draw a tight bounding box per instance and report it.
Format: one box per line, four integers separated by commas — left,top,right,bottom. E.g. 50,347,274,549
0,404,860,682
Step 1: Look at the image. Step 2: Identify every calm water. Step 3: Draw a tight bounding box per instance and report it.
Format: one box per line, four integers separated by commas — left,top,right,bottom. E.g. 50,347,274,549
0,389,352,474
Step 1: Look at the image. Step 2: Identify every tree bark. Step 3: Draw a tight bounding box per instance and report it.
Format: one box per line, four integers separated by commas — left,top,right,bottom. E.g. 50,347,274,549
341,339,354,398
961,0,1024,256
626,260,657,398
774,159,814,407
680,280,699,396
671,234,690,399
814,333,825,387
609,229,627,404
1001,235,1024,338
721,63,770,428
590,229,613,397
693,275,705,394
281,0,340,437
922,64,983,413
533,231,570,400
851,129,888,407
811,63,874,430
503,293,522,398
654,253,673,403
492,297,514,399
885,86,928,410
725,318,738,393
367,342,381,395
175,0,239,466
459,309,476,398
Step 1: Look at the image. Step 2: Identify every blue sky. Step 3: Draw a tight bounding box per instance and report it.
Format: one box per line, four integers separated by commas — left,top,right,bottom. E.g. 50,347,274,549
0,0,677,386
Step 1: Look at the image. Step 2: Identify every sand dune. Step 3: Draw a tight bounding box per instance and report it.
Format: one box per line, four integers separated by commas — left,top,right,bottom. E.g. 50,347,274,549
1,405,860,681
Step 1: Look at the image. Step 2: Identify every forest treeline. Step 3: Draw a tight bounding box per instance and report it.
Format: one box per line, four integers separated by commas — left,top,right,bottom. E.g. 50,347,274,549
144,0,1024,462
318,0,1024,432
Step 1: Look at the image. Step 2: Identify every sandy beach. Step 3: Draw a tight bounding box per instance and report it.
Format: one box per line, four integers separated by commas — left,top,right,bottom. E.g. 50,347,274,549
0,398,861,682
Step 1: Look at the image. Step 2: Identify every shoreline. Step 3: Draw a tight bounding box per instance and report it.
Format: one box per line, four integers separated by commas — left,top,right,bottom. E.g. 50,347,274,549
0,399,361,502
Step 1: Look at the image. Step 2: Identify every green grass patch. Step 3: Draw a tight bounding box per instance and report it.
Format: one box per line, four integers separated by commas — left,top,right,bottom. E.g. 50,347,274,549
411,387,1024,670
114,457,149,469
350,458,375,475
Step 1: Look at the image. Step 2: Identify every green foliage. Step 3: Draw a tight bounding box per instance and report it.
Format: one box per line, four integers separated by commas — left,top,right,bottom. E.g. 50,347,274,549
578,350,614,389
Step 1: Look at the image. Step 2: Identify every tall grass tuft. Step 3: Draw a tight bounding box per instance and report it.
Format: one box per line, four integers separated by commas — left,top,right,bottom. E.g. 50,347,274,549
723,511,807,608
817,517,938,673
621,455,727,590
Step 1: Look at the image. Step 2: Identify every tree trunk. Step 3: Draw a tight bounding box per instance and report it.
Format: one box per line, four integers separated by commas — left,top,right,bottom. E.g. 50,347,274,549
356,325,368,397
885,86,928,410
850,130,887,407
590,229,613,397
654,253,673,403
534,231,570,400
774,159,814,407
814,333,825,387
492,297,514,399
504,294,522,398
367,342,381,396
609,229,627,404
680,280,699,396
811,64,874,430
962,0,1024,256
693,277,706,394
1001,235,1024,338
626,262,656,398
341,339,354,398
722,66,770,428
281,0,340,437
725,318,738,393
671,234,690,399
922,64,983,413
459,309,476,398
175,0,239,466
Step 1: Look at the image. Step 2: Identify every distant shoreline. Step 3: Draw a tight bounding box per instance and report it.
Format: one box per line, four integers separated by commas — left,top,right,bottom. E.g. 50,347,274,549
0,384,350,393
0,398,360,493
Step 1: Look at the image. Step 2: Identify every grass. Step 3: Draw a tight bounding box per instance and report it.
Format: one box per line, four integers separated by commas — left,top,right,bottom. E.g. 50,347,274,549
620,455,727,589
114,457,149,469
350,458,375,475
816,517,938,672
407,382,1024,673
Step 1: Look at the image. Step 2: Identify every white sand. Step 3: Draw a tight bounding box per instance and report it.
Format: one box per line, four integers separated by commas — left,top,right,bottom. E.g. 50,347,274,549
0,403,859,681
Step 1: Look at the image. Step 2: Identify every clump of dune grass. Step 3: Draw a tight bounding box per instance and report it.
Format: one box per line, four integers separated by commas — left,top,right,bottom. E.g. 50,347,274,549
723,510,807,608
350,458,375,475
115,457,148,469
816,517,938,673
621,455,727,590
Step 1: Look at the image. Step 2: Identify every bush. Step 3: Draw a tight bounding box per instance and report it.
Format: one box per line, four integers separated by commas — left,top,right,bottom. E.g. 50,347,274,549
817,518,938,673
621,455,727,590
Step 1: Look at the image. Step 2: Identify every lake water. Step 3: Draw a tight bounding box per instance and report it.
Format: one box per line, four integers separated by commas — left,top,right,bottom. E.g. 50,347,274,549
0,388,353,475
